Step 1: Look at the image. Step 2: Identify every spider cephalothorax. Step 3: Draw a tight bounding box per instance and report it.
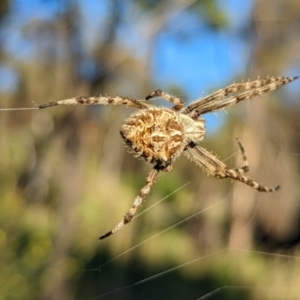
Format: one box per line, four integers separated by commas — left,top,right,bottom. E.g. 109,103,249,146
23,75,297,239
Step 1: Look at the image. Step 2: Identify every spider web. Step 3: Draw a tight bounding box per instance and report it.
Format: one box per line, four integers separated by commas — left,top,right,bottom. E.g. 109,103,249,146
82,140,300,300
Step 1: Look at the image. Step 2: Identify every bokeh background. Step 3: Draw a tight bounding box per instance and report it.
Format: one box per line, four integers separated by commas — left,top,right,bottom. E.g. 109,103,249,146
0,0,300,299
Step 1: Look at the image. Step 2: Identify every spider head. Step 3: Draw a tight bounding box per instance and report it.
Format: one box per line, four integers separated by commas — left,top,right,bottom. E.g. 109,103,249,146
179,114,206,146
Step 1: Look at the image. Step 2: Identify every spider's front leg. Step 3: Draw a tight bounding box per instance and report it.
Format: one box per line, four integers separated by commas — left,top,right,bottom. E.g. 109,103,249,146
99,168,160,240
185,142,279,192
183,76,297,117
145,90,184,111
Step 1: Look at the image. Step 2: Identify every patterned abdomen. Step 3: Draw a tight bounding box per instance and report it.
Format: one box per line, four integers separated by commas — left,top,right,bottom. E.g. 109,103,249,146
120,107,185,169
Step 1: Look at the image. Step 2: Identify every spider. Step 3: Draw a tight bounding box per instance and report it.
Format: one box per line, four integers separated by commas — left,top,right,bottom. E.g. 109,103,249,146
16,75,297,239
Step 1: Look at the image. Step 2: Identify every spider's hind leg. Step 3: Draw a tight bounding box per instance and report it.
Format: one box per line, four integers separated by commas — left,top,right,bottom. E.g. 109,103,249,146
224,168,280,192
185,145,280,193
222,143,280,191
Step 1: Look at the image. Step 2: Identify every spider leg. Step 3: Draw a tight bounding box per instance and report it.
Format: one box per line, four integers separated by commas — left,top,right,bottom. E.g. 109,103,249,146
185,144,279,192
235,138,249,175
99,168,160,240
38,95,150,110
183,76,297,118
145,90,184,111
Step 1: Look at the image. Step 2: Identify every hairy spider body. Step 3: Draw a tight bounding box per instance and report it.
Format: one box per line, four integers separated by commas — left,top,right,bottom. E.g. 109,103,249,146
23,75,297,239
120,107,205,170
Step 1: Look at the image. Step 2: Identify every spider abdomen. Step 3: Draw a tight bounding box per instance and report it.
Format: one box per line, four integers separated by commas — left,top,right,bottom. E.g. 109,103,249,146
120,107,185,169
